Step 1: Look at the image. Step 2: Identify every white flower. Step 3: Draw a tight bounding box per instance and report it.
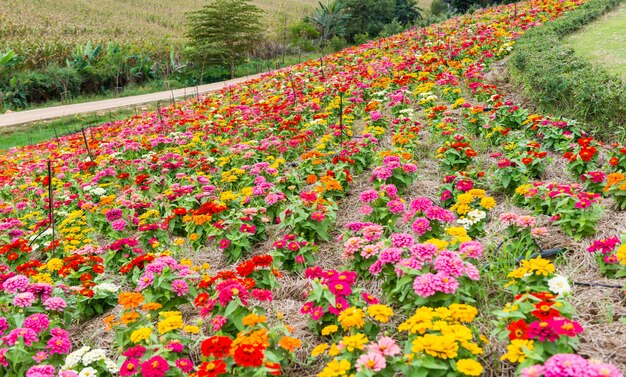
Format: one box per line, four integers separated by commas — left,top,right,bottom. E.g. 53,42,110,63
548,275,571,296
82,349,106,365
64,346,90,368
79,367,98,377
94,283,119,293
92,187,106,196
104,358,118,373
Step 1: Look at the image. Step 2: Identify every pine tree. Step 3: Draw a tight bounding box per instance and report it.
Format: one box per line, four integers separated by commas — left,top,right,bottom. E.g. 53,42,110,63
186,0,264,79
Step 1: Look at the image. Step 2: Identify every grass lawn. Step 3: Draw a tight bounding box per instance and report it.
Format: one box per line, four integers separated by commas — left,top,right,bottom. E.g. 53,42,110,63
563,3,626,79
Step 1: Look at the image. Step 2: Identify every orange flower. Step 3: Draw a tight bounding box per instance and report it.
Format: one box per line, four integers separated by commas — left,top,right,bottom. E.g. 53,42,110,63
306,174,318,184
242,313,267,326
122,311,140,325
142,302,163,312
118,292,144,310
278,336,302,352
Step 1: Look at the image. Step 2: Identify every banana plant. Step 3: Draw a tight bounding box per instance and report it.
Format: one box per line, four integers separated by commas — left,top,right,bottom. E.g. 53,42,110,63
0,49,19,72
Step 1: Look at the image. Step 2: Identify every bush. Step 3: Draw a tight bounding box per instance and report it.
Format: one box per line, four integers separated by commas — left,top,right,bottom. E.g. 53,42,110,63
326,36,349,53
508,0,625,141
353,33,371,45
430,0,449,16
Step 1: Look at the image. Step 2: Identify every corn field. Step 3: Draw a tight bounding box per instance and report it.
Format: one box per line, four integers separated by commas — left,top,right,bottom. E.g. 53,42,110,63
0,0,318,68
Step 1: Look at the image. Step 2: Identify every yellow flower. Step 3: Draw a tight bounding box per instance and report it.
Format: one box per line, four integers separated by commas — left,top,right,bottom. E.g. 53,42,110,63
130,327,152,343
456,359,484,376
32,273,53,284
321,325,338,336
183,325,200,334
367,304,394,323
311,343,329,357
340,333,368,352
449,304,478,323
46,258,63,272
456,193,473,205
158,314,184,334
411,334,458,359
522,257,555,276
480,196,496,209
424,239,449,250
500,339,534,363
616,244,626,265
338,307,365,330
399,307,434,334
328,343,341,357
318,358,351,377
467,189,485,198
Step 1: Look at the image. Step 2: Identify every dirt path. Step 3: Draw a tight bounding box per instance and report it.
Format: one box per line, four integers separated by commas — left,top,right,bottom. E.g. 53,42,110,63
0,74,263,128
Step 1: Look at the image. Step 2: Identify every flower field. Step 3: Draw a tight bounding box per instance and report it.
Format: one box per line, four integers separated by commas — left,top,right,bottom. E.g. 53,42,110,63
1,0,625,376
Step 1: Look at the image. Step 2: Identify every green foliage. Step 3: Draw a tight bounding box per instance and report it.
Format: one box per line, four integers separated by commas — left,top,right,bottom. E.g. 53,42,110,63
394,0,423,25
186,0,265,78
307,1,350,44
379,19,406,38
430,0,450,16
326,36,349,53
337,0,396,40
289,20,321,52
508,0,626,141
353,32,371,45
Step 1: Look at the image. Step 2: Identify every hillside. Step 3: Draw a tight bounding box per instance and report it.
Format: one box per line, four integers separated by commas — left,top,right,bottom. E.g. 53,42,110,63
0,0,625,376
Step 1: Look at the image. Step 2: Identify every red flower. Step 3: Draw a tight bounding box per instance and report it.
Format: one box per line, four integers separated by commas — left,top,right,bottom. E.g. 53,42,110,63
233,344,265,367
507,319,529,340
197,360,227,377
201,336,232,358
609,157,619,166
195,292,210,307
236,261,255,277
531,301,560,321
521,157,533,165
266,361,281,376
252,254,273,267
579,146,597,162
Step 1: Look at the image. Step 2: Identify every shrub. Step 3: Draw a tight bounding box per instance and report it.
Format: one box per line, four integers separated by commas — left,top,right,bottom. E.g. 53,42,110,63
508,0,625,141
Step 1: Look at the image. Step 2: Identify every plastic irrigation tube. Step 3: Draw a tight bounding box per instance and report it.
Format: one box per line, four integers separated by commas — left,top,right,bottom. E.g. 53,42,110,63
482,247,565,270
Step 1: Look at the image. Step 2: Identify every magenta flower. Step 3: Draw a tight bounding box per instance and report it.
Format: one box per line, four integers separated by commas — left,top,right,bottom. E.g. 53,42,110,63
387,199,405,214
252,289,273,302
46,335,72,355
311,211,326,222
105,208,123,222
542,354,591,377
219,238,231,250
5,327,38,346
210,316,227,331
111,219,127,231
413,273,437,297
411,217,432,236
23,314,50,334
120,357,141,376
141,356,170,377
370,110,383,122
25,365,55,377
171,279,189,297
435,273,459,294
391,233,414,248
360,189,379,204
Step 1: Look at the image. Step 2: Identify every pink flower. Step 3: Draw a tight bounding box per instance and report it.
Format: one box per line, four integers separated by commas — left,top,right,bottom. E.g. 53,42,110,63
410,243,438,261
120,357,141,376
171,279,189,297
295,255,305,264
413,273,437,297
361,292,379,305
362,225,384,241
47,335,72,355
499,212,520,224
368,336,400,356
105,208,123,222
32,351,49,363
356,351,386,372
141,356,170,377
370,110,383,122
360,205,374,215
588,360,623,377
43,297,67,311
3,275,29,293
434,250,465,277
311,211,326,222
14,292,36,307
435,273,459,294
252,289,273,302
210,316,227,331
402,163,417,173
410,197,433,212
387,199,405,214
543,354,591,377
166,340,185,353
0,348,7,367
360,189,379,204
5,328,38,346
300,191,317,202
219,238,231,249
391,233,414,248
26,365,55,377
175,358,194,373
515,215,537,228
459,241,483,259
521,365,545,377
112,219,127,231
23,314,50,334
